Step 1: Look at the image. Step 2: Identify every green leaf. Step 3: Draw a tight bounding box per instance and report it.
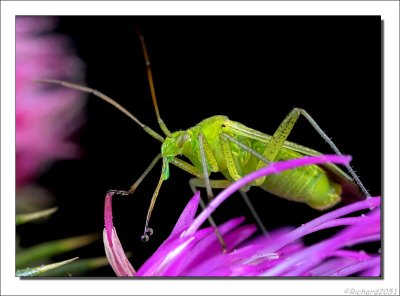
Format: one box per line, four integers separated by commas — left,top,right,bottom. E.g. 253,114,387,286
16,233,99,268
16,257,79,277
39,256,111,276
16,207,58,225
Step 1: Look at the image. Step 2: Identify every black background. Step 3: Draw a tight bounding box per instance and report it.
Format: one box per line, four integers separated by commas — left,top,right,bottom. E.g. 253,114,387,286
18,16,382,276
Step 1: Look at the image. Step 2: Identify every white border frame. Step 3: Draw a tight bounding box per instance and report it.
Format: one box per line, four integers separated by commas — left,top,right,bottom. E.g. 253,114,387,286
2,1,399,295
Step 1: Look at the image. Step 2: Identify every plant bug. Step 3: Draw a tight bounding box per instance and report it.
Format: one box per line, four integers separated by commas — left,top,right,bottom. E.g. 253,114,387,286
38,18,381,250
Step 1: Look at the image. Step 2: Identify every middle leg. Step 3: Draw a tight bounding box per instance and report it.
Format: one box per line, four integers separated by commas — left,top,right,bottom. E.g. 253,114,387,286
190,178,268,235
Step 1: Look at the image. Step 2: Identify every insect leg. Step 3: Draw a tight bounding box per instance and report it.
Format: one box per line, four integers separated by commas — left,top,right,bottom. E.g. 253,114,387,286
169,158,203,178
220,133,269,234
220,133,269,235
258,108,370,198
198,133,229,252
219,134,243,181
168,157,227,252
221,133,270,164
238,190,269,236
189,178,229,253
293,108,370,198
198,133,219,201
108,154,162,196
189,179,231,192
190,178,268,236
221,132,267,186
129,154,162,193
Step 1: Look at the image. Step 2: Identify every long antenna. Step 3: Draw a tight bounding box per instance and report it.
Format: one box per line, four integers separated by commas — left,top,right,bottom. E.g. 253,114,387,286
135,26,172,137
36,79,164,143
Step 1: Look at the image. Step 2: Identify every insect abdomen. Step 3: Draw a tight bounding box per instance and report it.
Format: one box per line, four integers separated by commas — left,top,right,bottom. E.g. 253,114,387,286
260,149,342,210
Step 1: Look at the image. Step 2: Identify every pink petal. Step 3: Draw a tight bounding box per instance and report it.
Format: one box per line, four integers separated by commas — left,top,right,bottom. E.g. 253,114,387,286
102,154,380,277
103,228,136,276
326,256,380,276
135,192,202,275
102,192,136,276
262,209,380,276
168,191,200,240
104,192,114,246
185,155,353,236
137,230,211,276
164,218,255,276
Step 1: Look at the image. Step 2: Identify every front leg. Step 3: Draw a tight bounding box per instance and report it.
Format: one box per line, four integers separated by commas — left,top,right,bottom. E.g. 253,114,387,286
198,133,219,202
188,178,229,253
108,153,162,196
196,133,229,253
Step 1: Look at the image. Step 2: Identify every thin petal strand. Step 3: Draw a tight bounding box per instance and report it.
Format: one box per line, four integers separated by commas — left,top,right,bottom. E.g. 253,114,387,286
103,192,136,276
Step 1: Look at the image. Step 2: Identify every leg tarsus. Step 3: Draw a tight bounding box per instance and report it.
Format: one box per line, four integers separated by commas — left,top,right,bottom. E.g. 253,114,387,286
108,189,131,196
198,198,227,253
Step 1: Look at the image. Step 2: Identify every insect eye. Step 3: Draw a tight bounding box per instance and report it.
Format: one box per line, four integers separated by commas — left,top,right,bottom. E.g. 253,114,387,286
221,124,226,128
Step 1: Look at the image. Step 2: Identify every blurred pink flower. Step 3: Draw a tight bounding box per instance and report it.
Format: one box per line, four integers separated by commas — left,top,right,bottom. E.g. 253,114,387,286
103,155,381,277
16,16,85,187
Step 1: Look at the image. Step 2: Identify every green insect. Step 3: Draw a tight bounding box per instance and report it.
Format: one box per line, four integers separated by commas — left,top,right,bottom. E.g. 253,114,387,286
38,29,369,247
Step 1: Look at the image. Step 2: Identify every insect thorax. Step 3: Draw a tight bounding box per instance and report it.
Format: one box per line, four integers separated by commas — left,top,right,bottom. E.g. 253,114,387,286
161,131,191,158
161,115,229,166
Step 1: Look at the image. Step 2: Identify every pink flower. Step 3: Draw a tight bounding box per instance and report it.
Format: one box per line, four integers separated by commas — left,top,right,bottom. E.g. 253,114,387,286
103,155,380,277
16,16,85,187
